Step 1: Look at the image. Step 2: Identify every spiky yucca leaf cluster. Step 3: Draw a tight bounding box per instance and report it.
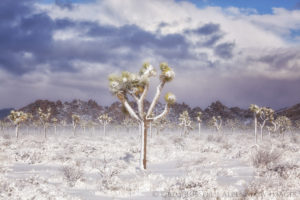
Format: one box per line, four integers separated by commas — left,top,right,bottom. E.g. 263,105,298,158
249,104,260,115
196,112,202,123
108,63,155,98
108,62,175,105
8,110,28,125
164,92,176,105
160,62,175,82
51,117,58,124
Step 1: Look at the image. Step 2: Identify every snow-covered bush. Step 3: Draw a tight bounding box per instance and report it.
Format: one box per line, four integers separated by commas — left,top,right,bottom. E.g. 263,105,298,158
62,165,83,187
251,146,282,168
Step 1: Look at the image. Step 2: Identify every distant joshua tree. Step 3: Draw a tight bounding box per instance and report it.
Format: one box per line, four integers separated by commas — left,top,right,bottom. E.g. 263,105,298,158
208,116,222,133
295,119,300,131
226,118,239,133
153,117,170,136
196,112,202,135
179,110,193,136
257,107,274,140
8,110,28,139
273,116,292,138
98,114,112,136
108,62,176,170
0,120,6,135
51,117,58,135
122,117,137,133
37,107,52,139
72,114,80,137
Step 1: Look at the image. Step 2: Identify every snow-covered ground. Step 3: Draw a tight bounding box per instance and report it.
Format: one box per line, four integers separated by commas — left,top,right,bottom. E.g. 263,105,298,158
0,129,299,200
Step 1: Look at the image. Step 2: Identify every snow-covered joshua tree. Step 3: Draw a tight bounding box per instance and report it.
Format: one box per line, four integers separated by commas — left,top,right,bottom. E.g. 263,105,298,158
72,114,80,137
208,116,222,133
179,110,193,136
51,117,58,135
196,112,202,135
257,107,274,140
98,114,112,136
8,110,28,139
37,107,52,139
274,116,292,138
108,62,176,170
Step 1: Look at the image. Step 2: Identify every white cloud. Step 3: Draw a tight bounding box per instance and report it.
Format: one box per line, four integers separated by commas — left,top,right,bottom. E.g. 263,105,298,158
2,0,299,109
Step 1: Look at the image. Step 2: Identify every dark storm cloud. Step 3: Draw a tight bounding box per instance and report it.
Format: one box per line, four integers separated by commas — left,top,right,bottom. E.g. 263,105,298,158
0,0,199,76
185,23,224,47
258,49,300,71
190,23,221,35
214,42,235,59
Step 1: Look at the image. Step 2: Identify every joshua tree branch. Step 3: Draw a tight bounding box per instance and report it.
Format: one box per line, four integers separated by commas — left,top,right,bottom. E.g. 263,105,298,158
123,100,140,121
151,104,170,122
138,84,149,118
147,81,165,117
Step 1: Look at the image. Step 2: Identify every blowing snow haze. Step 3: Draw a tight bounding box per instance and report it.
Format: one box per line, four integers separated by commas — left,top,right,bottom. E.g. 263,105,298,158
1,0,300,109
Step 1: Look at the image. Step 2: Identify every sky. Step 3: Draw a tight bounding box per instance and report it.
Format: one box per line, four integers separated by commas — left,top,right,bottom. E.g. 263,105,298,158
0,0,300,110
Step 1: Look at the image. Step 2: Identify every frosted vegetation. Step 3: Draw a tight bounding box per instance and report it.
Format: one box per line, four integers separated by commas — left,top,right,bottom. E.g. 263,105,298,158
0,63,299,199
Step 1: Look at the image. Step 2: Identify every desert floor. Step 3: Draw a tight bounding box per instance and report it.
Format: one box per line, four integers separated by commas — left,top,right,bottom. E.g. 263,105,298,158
0,129,299,200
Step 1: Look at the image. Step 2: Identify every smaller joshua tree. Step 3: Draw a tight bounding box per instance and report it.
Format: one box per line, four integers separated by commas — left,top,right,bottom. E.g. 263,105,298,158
295,119,300,132
81,120,88,135
273,116,292,138
122,117,137,133
37,107,52,139
153,116,170,136
208,116,222,133
257,107,274,140
226,119,239,133
0,120,5,135
72,114,80,137
196,112,202,135
98,114,112,136
8,110,28,139
179,110,193,136
51,117,58,135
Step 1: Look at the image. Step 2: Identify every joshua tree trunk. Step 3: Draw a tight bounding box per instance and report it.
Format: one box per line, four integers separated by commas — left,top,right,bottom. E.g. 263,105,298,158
15,125,19,139
139,121,145,169
254,114,257,144
103,124,106,136
143,121,148,169
54,125,57,135
73,126,76,137
198,123,201,135
43,125,47,139
149,122,152,138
